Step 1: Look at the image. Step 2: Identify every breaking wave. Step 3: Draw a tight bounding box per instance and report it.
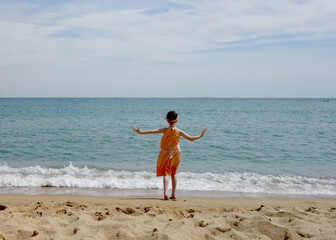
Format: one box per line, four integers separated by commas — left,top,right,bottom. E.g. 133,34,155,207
0,162,335,196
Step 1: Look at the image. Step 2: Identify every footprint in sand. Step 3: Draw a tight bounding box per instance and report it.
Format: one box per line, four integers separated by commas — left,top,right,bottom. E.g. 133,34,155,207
116,207,143,216
256,205,264,211
216,227,231,233
36,211,42,217
305,207,317,212
144,207,152,213
56,209,67,215
95,211,106,221
62,201,87,210
123,208,135,214
297,231,314,238
31,231,38,237
73,227,79,235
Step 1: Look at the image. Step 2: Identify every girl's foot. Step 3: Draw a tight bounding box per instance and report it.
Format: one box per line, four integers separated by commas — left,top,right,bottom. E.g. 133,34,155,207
164,194,169,200
170,196,176,201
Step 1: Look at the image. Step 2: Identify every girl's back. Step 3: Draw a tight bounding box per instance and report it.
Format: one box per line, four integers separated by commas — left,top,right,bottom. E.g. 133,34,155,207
160,127,181,152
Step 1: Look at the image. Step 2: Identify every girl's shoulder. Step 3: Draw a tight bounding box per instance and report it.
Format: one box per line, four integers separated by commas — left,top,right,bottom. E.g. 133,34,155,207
160,127,168,132
170,126,181,131
174,128,183,135
176,128,188,137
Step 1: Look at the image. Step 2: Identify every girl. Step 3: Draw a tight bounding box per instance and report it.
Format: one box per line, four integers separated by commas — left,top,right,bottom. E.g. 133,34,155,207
132,111,207,200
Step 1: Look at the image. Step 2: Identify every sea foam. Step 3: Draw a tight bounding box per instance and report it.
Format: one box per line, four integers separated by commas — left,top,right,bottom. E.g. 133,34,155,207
0,162,335,196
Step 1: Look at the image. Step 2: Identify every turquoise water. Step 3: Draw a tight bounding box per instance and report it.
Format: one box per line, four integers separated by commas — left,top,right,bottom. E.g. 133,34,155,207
0,98,335,196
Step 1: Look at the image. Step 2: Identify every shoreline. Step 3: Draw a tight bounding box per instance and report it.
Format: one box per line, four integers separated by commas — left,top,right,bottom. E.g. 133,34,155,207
0,194,335,239
1,187,335,199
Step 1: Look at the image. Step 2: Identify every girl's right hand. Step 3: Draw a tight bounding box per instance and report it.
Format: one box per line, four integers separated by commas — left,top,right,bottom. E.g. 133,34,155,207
132,127,141,134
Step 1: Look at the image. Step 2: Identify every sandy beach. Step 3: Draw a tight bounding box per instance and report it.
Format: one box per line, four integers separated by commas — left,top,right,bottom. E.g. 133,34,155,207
0,195,335,240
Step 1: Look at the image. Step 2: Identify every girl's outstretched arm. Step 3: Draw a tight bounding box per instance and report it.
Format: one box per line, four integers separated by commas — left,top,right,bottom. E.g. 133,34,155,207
180,128,207,141
132,127,166,134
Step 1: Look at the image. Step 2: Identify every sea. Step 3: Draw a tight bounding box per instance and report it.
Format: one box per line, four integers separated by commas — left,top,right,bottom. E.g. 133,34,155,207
0,98,335,198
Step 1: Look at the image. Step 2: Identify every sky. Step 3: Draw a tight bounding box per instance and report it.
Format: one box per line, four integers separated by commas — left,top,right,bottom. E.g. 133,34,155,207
0,0,336,98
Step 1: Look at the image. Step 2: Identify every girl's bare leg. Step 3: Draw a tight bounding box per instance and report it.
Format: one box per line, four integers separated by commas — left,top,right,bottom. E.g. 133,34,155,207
171,174,177,199
163,175,170,200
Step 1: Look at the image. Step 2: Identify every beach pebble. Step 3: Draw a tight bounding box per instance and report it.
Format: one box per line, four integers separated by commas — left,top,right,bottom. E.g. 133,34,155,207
199,221,208,227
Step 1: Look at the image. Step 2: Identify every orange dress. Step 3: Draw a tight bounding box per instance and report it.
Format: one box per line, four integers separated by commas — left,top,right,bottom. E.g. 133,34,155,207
156,127,182,176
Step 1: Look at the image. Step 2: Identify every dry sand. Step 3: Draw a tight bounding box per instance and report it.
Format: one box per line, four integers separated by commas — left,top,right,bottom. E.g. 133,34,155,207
0,195,335,240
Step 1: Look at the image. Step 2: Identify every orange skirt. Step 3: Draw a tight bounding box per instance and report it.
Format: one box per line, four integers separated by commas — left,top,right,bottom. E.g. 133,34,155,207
156,150,181,176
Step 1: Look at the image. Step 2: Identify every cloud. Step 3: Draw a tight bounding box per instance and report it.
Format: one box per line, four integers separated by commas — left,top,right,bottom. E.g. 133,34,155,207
1,0,335,67
1,0,336,97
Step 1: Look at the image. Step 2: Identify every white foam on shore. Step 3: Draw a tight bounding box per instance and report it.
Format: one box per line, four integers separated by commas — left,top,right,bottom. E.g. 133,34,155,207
0,162,335,196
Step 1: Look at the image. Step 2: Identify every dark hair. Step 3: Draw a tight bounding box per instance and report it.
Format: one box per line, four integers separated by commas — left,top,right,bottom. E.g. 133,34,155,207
166,111,178,122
